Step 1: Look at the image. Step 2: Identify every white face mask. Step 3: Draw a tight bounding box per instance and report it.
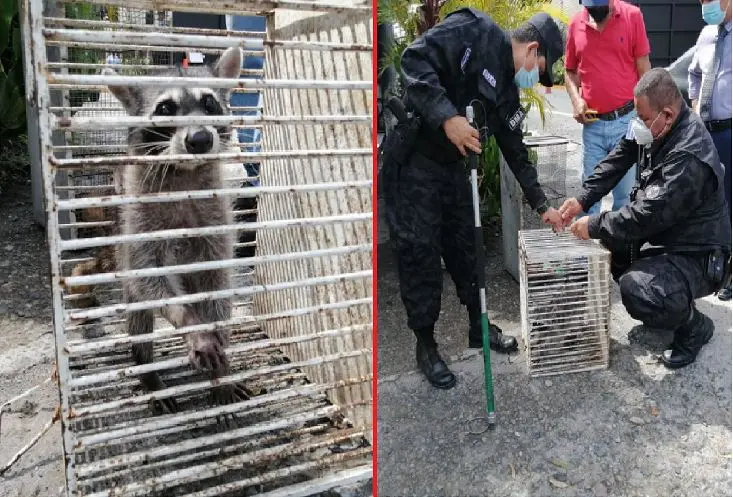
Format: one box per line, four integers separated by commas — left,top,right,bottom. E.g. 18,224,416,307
631,112,663,146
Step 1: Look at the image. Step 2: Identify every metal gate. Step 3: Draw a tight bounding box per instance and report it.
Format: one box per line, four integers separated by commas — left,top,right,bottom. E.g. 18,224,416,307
19,0,373,494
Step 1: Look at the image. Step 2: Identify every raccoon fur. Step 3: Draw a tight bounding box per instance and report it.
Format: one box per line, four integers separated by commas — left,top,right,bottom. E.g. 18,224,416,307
105,47,250,412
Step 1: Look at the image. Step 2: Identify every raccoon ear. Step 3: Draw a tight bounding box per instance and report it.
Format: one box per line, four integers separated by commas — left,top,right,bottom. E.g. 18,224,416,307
212,47,243,79
102,68,141,114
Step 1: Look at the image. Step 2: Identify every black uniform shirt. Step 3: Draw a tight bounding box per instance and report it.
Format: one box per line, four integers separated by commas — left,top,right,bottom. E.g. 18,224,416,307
400,7,548,211
579,105,731,254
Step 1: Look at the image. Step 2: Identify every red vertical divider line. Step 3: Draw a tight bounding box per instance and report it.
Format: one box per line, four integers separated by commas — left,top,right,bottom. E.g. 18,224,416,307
371,1,379,495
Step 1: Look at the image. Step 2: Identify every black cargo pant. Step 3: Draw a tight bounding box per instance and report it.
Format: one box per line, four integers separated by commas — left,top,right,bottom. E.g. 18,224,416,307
382,149,479,334
606,243,716,330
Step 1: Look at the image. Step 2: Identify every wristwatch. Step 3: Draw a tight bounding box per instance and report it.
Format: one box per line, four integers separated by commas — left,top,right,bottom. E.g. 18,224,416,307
536,200,550,216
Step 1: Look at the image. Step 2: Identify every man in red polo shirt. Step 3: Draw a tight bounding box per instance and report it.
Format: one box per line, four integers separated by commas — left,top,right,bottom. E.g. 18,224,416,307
565,0,651,215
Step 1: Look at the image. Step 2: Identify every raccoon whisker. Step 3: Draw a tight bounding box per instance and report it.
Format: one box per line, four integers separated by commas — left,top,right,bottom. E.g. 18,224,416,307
134,141,171,150
158,162,171,194
139,155,164,189
136,145,170,190
140,162,160,190
132,144,168,157
128,128,172,141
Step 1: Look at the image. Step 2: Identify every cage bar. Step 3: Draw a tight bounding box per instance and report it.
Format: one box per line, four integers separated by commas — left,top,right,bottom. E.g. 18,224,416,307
54,114,372,130
518,229,612,377
55,0,372,15
64,298,371,357
44,28,372,52
48,73,372,90
51,149,371,168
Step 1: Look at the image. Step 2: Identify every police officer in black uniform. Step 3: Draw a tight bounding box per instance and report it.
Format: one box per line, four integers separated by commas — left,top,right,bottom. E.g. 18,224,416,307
560,67,732,369
380,8,566,389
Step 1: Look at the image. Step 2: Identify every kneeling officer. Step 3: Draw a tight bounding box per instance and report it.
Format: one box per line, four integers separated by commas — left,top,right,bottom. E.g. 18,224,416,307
380,8,565,389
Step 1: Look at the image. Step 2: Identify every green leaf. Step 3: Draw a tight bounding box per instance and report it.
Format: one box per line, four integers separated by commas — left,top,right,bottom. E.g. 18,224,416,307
7,59,24,95
0,70,26,133
0,0,15,55
11,21,22,66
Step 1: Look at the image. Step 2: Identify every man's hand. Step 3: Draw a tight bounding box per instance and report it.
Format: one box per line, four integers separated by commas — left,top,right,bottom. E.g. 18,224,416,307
442,115,481,157
572,98,594,125
559,197,583,226
569,216,591,240
541,207,565,233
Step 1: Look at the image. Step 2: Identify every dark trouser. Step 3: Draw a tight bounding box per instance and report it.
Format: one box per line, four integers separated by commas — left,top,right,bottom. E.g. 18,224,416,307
382,150,478,337
710,128,732,223
609,248,716,330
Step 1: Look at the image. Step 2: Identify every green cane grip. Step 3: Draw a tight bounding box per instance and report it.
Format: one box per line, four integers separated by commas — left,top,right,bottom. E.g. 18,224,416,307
481,312,496,425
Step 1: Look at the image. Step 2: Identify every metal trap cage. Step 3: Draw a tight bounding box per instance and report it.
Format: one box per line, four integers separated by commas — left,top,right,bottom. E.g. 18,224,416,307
518,135,569,231
20,0,373,495
518,230,611,377
501,135,572,282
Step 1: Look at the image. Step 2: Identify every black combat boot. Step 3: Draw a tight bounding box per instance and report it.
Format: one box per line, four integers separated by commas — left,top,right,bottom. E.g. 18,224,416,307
467,304,518,353
660,308,715,369
718,284,732,301
414,327,456,389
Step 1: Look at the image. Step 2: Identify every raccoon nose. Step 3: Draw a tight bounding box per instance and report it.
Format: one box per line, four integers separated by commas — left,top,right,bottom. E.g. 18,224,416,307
185,129,213,154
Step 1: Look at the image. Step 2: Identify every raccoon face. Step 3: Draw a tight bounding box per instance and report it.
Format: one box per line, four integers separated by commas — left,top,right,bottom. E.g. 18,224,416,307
105,47,243,170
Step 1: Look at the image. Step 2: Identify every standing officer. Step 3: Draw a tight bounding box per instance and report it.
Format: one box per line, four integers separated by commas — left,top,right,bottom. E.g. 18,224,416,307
381,8,565,389
688,0,732,300
560,68,731,369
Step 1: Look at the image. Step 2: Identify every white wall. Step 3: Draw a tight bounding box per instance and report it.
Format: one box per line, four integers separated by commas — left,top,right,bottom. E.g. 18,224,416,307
551,0,583,18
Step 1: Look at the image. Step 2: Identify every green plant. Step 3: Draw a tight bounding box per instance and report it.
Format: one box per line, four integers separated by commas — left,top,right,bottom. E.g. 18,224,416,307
478,135,501,220
1,0,27,138
552,56,564,85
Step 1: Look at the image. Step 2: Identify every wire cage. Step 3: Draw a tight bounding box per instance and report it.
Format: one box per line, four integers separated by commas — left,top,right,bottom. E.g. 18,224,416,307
500,135,572,282
518,230,612,378
20,0,373,495
519,135,569,231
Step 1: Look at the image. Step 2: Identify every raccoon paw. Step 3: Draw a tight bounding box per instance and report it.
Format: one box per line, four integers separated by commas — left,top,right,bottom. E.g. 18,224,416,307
210,383,251,406
150,396,179,416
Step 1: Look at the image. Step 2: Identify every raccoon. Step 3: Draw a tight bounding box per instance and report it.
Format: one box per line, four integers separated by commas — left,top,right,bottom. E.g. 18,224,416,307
105,47,250,413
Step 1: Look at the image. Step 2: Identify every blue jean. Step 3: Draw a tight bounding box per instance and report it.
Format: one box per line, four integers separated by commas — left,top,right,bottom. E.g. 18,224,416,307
710,129,732,223
581,110,638,215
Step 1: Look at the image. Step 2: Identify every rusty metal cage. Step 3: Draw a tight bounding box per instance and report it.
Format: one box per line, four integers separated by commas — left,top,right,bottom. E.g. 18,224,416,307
20,0,373,495
518,230,612,378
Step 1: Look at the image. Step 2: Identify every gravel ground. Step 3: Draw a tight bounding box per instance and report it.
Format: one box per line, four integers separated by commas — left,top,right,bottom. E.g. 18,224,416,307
376,88,733,497
0,181,65,497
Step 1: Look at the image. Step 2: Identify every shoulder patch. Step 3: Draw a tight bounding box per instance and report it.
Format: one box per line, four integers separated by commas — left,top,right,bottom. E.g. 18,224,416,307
507,106,526,131
645,184,661,200
460,47,471,73
482,68,496,88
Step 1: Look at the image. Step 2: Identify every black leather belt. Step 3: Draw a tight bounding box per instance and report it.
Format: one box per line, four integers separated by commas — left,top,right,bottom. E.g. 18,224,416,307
704,118,732,132
595,100,635,121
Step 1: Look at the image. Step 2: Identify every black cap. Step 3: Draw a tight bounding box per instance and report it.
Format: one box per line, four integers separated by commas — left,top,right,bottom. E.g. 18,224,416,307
526,13,564,88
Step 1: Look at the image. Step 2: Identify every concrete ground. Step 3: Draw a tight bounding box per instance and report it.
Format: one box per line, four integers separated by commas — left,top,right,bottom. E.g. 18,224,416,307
376,88,733,497
0,185,65,497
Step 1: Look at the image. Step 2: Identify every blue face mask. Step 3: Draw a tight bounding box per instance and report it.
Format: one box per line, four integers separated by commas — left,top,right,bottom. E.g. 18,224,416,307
702,0,726,25
514,63,540,89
